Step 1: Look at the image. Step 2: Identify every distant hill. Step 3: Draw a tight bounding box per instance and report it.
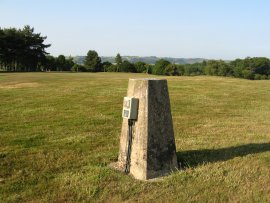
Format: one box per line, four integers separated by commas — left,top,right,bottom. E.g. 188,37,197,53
73,56,207,65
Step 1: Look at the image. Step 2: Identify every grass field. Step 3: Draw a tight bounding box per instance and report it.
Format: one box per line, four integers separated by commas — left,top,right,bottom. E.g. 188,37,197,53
0,72,270,202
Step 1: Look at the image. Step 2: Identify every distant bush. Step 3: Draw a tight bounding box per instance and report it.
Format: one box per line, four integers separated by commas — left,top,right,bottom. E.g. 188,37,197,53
165,64,179,76
242,70,254,80
102,61,112,72
71,64,85,72
107,65,117,72
190,72,199,76
134,62,146,73
254,74,262,80
119,61,136,72
152,59,170,75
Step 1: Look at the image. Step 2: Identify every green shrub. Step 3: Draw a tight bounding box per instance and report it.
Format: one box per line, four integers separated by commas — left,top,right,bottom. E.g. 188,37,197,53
254,74,262,80
190,72,198,76
152,59,170,75
107,65,117,72
71,64,86,72
242,70,254,80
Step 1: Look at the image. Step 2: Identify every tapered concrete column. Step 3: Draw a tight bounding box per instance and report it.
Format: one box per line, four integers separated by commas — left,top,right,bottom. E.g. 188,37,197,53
116,78,178,180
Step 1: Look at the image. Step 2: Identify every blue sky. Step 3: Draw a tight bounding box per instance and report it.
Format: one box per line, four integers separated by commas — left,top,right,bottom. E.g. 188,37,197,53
1,0,270,59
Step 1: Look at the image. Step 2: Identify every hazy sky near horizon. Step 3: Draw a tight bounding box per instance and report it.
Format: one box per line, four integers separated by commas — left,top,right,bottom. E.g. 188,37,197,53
1,0,270,59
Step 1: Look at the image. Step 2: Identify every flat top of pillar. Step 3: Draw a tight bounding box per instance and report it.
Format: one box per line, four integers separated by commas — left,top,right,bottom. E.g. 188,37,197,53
129,78,166,81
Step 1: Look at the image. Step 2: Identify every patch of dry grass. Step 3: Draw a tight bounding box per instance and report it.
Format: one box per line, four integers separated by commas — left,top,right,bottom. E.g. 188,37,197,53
0,82,39,89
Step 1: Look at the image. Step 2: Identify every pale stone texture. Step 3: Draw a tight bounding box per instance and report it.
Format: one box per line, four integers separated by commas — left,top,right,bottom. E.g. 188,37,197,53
117,78,178,180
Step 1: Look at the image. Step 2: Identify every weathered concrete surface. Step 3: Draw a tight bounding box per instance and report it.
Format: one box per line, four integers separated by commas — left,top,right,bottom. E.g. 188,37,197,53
116,78,178,180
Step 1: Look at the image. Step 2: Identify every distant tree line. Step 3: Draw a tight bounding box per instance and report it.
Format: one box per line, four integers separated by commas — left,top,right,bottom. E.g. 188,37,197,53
179,57,270,80
1,26,270,80
70,50,153,73
83,51,270,80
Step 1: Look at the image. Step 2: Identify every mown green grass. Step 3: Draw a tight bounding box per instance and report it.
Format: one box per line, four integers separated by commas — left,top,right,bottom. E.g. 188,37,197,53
0,72,269,202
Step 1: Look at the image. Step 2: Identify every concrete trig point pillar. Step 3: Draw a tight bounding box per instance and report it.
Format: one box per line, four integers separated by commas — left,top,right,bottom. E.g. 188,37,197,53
116,78,178,180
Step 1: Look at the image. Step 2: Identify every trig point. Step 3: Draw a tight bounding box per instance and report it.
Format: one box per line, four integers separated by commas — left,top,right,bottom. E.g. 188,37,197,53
115,78,178,180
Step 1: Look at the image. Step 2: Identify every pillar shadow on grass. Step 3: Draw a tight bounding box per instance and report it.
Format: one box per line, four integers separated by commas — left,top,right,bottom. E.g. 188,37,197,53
177,143,270,168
